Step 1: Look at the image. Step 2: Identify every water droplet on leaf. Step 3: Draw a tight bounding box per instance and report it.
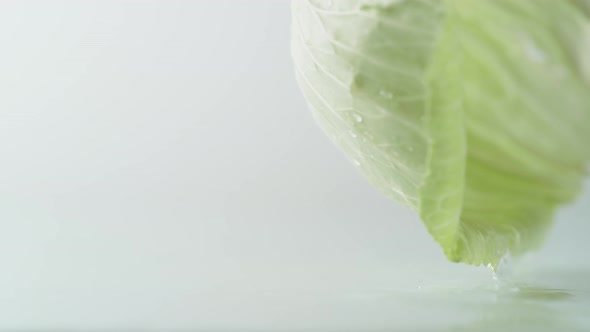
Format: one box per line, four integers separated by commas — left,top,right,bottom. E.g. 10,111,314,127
379,89,393,99
524,39,546,63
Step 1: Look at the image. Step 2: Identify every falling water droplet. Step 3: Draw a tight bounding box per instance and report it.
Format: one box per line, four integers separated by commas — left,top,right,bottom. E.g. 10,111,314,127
490,266,501,292
353,159,361,166
353,113,363,123
487,263,498,281
349,130,357,138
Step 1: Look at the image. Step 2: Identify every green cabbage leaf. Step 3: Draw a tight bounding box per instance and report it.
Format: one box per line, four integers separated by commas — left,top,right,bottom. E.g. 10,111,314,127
291,0,590,267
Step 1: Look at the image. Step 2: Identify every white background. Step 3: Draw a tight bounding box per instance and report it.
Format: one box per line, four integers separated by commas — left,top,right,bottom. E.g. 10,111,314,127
1,1,588,330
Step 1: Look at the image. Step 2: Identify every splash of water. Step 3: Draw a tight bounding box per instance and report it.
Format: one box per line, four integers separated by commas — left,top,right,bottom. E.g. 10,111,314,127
487,252,513,290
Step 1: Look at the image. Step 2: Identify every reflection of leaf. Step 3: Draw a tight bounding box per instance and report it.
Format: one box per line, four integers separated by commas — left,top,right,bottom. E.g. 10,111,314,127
451,302,582,332
292,0,590,267
511,285,573,302
450,284,584,332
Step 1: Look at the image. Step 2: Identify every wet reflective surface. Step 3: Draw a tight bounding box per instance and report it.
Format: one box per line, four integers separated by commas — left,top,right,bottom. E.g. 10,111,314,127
195,267,590,331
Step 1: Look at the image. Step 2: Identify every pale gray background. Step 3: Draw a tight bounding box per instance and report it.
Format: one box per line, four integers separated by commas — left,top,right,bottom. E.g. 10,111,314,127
1,1,588,330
